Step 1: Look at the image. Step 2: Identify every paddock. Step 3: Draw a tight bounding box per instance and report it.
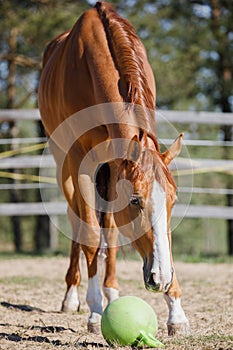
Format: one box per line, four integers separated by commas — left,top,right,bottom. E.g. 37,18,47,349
0,256,232,349
0,109,233,348
0,109,233,255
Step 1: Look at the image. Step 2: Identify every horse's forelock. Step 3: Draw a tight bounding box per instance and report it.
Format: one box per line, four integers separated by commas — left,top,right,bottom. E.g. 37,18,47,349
122,150,176,193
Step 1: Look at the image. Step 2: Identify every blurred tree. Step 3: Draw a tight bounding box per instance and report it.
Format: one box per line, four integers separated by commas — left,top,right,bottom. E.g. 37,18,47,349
0,0,232,254
0,0,89,252
113,0,233,112
208,0,233,254
5,26,23,251
114,0,233,254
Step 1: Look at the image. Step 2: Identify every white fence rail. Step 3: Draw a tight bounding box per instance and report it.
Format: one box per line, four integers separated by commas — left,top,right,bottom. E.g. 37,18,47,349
1,108,233,124
0,202,232,220
0,109,232,219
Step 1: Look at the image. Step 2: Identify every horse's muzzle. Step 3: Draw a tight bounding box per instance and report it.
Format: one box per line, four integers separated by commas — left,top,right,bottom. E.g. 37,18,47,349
145,269,173,293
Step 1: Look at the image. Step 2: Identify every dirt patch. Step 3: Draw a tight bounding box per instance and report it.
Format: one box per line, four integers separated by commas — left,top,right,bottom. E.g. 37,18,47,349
0,256,232,349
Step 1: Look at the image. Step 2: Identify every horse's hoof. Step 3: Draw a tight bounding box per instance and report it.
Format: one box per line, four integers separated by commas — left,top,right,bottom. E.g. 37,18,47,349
87,312,102,334
61,302,80,313
87,322,101,334
167,322,191,336
61,286,80,312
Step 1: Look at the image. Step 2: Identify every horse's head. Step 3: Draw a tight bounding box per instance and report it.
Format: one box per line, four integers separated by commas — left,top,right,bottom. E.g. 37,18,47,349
114,132,183,292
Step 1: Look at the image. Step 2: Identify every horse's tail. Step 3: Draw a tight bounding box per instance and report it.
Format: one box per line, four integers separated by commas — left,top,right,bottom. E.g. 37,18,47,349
95,1,153,108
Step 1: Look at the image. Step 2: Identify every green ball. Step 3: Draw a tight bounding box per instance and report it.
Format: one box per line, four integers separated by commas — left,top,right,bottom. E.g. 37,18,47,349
101,296,164,348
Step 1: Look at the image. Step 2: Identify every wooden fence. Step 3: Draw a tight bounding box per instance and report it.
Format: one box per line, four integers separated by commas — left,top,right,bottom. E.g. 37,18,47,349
0,109,233,219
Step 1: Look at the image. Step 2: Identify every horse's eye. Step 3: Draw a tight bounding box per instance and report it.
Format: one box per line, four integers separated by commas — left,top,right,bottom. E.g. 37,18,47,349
130,195,142,207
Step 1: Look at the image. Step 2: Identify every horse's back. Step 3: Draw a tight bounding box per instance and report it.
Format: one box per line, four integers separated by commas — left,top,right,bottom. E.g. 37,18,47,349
38,6,122,136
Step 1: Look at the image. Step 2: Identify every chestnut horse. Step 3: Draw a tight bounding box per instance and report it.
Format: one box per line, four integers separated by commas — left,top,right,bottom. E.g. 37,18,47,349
38,1,189,335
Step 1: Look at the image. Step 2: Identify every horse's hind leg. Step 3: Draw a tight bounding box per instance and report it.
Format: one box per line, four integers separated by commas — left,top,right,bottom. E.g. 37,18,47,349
77,171,103,333
62,206,81,312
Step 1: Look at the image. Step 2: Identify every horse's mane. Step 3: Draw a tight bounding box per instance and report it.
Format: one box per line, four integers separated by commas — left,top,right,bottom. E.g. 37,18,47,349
95,1,155,110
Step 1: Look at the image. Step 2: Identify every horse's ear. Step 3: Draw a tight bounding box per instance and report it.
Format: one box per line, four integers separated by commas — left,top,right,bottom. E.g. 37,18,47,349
162,133,184,165
127,135,141,163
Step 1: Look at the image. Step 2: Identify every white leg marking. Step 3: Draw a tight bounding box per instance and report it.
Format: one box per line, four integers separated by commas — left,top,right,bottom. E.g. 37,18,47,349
164,294,189,325
86,274,103,326
151,180,172,288
62,285,80,312
103,287,119,304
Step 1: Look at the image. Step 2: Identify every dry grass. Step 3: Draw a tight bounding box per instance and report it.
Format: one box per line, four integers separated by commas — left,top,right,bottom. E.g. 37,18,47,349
0,256,232,349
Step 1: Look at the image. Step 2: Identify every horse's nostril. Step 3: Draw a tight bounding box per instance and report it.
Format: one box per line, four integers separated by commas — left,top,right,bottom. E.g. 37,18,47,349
145,274,160,292
149,273,156,286
145,271,173,293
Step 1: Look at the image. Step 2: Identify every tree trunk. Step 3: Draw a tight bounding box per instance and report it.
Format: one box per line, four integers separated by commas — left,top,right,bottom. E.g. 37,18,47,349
33,120,55,253
211,0,233,255
7,27,23,252
222,124,233,255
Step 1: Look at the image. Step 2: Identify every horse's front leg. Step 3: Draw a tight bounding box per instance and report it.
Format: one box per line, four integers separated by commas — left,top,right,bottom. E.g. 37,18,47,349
62,241,81,312
82,244,103,333
102,213,119,303
102,164,119,303
164,272,190,335
164,230,190,335
61,206,81,313
103,247,119,303
77,172,103,333
57,158,81,313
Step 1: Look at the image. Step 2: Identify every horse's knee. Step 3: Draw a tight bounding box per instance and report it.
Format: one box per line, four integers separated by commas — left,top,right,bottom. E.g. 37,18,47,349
65,265,81,288
82,245,99,272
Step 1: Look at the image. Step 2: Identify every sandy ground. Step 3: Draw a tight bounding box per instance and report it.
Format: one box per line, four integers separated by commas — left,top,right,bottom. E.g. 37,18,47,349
0,256,232,350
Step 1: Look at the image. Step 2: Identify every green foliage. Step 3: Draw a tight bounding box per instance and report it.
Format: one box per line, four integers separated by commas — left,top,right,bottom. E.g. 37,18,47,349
123,1,233,111
1,0,232,111
0,0,232,255
0,0,89,52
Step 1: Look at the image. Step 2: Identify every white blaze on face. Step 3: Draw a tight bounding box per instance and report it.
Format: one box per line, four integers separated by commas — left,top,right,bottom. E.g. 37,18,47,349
151,180,172,289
